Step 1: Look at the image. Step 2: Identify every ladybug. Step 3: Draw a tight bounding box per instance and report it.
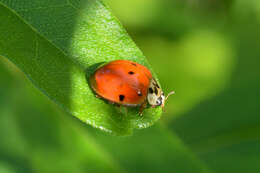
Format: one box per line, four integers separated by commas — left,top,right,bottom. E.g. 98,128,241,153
90,60,174,114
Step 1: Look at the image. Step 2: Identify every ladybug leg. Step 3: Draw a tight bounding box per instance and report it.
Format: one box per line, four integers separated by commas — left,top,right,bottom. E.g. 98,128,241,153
139,102,147,116
119,105,123,114
119,105,127,115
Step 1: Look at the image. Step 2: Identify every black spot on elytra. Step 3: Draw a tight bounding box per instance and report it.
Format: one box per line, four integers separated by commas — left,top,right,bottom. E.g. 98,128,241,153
137,91,142,96
128,71,134,75
119,95,125,101
149,88,154,94
131,63,137,66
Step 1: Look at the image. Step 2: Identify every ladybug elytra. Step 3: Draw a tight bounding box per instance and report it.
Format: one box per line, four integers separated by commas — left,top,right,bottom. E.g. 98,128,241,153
90,60,174,114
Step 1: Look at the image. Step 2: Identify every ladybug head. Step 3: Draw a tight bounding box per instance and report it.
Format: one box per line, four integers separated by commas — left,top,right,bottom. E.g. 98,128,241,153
147,79,175,108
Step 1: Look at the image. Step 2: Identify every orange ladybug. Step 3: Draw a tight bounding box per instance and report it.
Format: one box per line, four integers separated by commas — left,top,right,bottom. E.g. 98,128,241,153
90,60,174,114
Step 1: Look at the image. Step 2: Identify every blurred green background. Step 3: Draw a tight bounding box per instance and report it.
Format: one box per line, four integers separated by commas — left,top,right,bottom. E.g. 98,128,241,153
1,0,260,172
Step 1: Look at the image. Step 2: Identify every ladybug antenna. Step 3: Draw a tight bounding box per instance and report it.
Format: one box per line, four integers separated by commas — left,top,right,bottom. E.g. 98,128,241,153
165,91,175,102
162,91,175,109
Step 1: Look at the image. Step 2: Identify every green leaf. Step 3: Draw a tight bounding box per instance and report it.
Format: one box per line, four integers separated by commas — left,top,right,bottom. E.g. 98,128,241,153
0,61,124,173
0,0,162,135
0,60,212,173
87,124,213,173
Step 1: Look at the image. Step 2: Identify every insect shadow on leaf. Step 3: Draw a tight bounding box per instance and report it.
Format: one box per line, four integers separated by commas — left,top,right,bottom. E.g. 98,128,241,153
85,61,106,94
85,62,106,79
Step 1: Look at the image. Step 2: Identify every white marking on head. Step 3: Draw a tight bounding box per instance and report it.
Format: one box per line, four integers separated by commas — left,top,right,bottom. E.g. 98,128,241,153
147,79,165,107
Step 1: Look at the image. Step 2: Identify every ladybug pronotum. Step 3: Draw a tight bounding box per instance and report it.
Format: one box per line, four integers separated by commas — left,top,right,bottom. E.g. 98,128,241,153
90,60,174,114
